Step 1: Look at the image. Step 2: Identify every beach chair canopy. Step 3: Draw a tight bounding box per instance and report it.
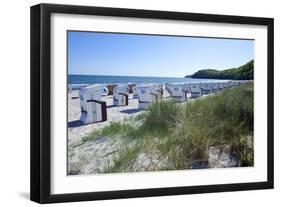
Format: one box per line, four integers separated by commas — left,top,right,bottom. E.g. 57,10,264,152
79,84,107,101
186,83,201,93
113,84,129,94
211,82,220,90
166,83,189,92
223,81,232,88
217,82,225,89
134,84,158,91
231,81,240,86
200,83,213,90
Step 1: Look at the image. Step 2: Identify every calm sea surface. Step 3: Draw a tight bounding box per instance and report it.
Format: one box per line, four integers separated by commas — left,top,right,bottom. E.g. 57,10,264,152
68,75,227,85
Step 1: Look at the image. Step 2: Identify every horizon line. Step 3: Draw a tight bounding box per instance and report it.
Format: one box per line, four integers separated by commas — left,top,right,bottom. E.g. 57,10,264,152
68,74,187,78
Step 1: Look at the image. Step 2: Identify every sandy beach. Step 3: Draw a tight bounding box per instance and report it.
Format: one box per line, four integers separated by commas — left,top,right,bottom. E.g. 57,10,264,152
69,91,137,146
67,89,172,174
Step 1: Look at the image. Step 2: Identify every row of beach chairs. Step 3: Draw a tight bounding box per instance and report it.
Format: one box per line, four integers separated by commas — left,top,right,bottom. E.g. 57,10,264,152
77,80,250,124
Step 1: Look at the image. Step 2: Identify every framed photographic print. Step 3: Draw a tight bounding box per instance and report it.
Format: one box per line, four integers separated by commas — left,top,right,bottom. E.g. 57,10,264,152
30,3,274,203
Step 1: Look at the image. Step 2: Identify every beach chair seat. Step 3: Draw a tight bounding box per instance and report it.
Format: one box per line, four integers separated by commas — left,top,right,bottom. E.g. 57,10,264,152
79,84,108,124
80,100,107,124
113,85,129,106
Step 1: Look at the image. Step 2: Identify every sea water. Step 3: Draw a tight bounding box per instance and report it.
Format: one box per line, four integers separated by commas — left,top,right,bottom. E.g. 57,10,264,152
68,74,227,85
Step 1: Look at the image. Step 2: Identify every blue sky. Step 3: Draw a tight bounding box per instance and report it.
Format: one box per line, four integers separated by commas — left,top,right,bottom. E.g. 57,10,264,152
68,31,254,78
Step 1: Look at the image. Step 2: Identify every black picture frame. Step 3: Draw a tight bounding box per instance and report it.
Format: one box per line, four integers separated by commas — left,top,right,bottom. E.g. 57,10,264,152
30,3,274,204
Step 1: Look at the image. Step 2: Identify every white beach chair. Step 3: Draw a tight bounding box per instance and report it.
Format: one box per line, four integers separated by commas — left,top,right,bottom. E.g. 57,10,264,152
211,83,220,93
223,81,232,88
79,84,107,124
166,83,190,102
113,85,129,106
200,83,213,95
217,82,225,92
187,83,202,98
231,81,240,87
134,84,161,109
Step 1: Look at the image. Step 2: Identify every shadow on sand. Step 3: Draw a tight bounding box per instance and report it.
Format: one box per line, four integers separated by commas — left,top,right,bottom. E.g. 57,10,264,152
68,120,84,128
120,109,142,114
